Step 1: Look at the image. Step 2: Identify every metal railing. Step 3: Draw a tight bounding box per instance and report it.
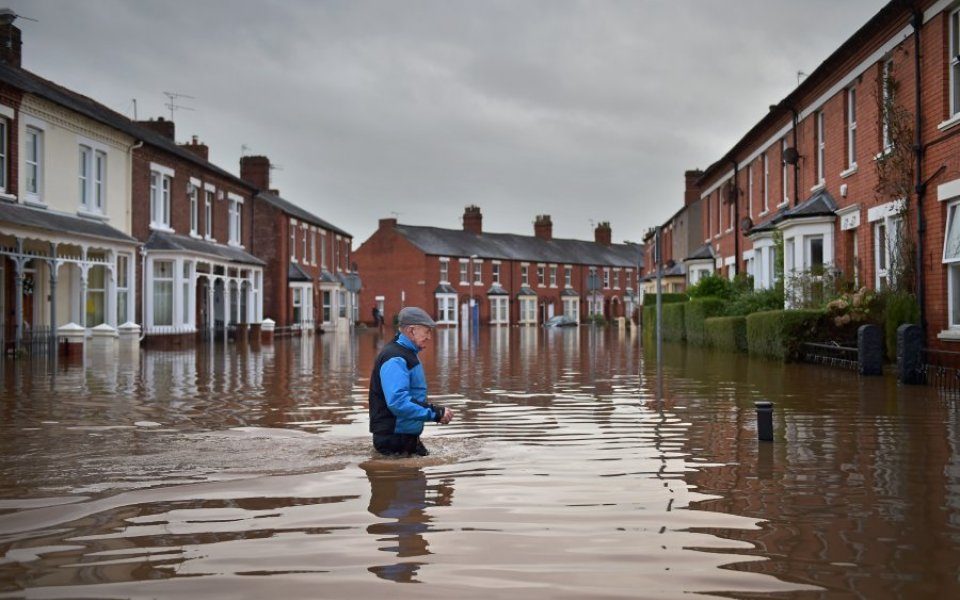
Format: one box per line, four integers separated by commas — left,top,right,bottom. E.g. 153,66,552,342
918,348,960,394
800,340,859,371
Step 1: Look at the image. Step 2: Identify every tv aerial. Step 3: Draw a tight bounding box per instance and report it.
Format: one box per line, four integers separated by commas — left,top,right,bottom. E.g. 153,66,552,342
162,91,195,121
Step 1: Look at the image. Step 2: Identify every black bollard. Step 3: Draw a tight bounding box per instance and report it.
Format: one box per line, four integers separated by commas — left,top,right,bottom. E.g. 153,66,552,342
755,401,774,442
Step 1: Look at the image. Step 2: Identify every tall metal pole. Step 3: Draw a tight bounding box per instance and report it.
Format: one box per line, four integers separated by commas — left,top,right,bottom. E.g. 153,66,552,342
655,226,663,383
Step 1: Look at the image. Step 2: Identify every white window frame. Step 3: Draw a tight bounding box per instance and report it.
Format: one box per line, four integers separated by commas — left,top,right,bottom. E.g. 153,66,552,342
762,152,769,213
613,268,621,290
562,297,580,323
311,229,317,265
943,199,960,329
492,261,501,284
25,125,43,202
473,258,483,285
149,164,174,231
537,263,545,287
747,163,753,219
489,295,509,325
459,259,469,285
816,111,826,186
518,296,537,325
204,185,215,240
302,226,308,259
882,58,894,151
290,220,297,262
228,193,244,246
847,87,858,169
780,139,789,207
0,118,7,194
603,268,610,289
549,264,557,287
803,234,825,271
188,181,199,236
436,293,458,325
727,185,735,231
564,265,572,288
151,259,174,328
521,263,529,286
952,8,960,118
116,253,130,325
321,231,327,268
439,257,450,284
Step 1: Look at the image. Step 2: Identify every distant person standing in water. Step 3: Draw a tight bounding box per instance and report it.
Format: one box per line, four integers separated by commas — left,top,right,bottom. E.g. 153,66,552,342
368,307,454,456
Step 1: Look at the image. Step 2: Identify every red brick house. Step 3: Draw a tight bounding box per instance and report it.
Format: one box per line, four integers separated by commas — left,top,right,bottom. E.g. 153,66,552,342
355,206,643,327
647,0,960,350
240,155,357,333
132,119,264,345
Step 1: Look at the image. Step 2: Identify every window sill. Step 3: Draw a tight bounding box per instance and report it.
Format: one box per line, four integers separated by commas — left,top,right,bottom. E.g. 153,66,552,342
938,113,960,132
228,241,244,249
758,210,770,217
840,165,858,179
874,147,893,160
77,209,108,221
189,232,202,239
937,329,960,342
810,182,826,194
23,197,46,209
776,202,789,209
204,235,217,243
149,223,174,233
0,192,17,202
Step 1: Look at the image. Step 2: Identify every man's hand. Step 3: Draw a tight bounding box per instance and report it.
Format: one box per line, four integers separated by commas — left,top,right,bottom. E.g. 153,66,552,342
440,407,454,425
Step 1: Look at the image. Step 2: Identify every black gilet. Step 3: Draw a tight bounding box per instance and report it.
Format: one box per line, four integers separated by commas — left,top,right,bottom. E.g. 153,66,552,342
368,337,420,435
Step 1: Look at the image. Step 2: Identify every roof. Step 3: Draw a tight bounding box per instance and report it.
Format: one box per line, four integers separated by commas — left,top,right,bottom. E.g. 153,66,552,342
560,288,580,296
0,63,258,193
683,243,715,262
393,224,643,268
487,284,509,296
747,189,837,236
257,192,351,237
145,230,265,266
0,201,137,244
288,262,312,282
641,261,686,282
517,286,537,297
319,270,338,283
435,283,457,294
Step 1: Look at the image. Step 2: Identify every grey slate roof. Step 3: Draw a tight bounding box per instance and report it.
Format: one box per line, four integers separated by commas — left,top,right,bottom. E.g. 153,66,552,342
684,243,715,262
487,284,509,296
394,224,642,268
257,192,351,237
517,286,537,297
288,262,312,282
0,64,256,193
145,231,265,266
435,283,457,294
641,261,686,282
0,201,137,244
560,288,580,296
747,189,837,236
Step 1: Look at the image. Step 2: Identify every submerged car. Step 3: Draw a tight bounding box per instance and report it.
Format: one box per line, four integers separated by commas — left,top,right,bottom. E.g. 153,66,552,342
543,315,578,328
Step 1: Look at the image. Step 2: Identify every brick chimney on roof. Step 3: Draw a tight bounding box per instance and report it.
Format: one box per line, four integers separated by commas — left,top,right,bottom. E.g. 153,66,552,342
136,117,175,140
684,169,703,206
0,9,22,68
595,221,612,246
240,155,271,191
463,205,482,235
179,135,209,161
379,217,397,231
534,214,553,241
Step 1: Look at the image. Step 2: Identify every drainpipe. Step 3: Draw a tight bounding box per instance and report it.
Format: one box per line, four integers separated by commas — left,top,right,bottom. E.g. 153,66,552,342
139,246,147,341
911,8,926,332
788,106,800,206
729,158,740,275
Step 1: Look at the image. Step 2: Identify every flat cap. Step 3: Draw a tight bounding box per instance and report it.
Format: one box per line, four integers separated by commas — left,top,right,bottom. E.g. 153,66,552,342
398,306,437,328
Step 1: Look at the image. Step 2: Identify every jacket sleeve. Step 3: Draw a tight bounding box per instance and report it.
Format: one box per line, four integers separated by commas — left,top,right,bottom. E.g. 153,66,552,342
380,357,438,422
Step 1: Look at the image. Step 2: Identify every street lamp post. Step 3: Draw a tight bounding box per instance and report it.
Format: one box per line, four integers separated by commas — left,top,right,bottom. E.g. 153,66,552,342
469,254,478,327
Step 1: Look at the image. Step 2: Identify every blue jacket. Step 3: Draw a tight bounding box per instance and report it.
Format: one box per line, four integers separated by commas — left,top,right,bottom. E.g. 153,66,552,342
368,333,442,435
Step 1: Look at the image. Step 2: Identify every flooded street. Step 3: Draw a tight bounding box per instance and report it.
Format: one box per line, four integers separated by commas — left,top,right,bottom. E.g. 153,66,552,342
0,328,958,598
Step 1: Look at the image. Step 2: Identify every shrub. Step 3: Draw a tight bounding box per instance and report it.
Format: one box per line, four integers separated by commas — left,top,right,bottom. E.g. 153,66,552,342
685,297,726,345
724,287,785,316
662,302,686,341
883,292,920,358
687,275,733,300
705,316,748,352
746,309,825,361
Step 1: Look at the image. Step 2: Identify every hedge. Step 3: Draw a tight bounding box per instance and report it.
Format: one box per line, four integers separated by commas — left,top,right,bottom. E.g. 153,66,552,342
685,297,726,346
746,309,824,361
642,300,687,342
883,292,920,359
704,316,747,352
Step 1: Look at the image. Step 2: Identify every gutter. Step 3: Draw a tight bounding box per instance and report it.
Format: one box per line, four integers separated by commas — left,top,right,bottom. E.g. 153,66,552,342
911,9,926,332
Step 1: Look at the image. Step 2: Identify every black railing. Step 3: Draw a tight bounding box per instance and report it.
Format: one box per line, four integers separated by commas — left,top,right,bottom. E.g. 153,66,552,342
800,340,859,371
918,348,960,394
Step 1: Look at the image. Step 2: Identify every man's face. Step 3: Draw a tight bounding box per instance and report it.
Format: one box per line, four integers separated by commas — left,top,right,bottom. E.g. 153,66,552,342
406,325,433,350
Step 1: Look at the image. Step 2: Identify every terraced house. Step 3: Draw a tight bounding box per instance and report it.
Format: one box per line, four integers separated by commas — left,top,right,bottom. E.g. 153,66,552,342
0,13,139,353
647,0,960,350
355,206,642,327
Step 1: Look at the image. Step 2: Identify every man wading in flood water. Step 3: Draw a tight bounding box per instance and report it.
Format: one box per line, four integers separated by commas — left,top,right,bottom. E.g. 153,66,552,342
368,307,454,456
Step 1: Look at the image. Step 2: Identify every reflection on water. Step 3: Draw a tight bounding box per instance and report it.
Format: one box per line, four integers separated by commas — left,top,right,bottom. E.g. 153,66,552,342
0,328,958,597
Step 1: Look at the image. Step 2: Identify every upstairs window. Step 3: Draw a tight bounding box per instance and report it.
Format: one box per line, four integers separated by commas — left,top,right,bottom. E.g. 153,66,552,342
762,152,769,213
521,264,529,285
149,169,172,229
492,262,500,284
564,265,572,287
228,195,243,245
537,264,545,286
189,184,198,235
549,264,557,287
0,118,7,192
459,260,469,284
952,7,960,117
25,126,42,199
204,189,214,238
439,258,449,283
881,58,894,151
80,146,106,213
815,111,825,185
781,138,790,206
473,260,482,284
847,87,858,168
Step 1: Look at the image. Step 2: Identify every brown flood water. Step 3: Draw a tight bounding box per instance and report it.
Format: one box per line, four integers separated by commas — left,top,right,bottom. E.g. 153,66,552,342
0,327,958,599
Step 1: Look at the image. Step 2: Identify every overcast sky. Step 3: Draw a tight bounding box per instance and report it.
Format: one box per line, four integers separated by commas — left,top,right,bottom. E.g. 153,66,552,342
9,0,886,246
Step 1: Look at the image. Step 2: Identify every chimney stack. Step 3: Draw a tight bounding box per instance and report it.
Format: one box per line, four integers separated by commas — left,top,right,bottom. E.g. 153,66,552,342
463,205,482,235
684,169,703,206
179,134,209,161
240,155,271,191
0,9,21,68
379,217,398,231
135,117,175,140
595,221,612,246
534,214,553,241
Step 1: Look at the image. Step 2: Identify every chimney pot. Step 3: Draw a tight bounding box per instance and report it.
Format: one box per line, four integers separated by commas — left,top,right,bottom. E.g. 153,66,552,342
534,214,553,241
463,205,482,235
595,221,612,246
240,155,271,191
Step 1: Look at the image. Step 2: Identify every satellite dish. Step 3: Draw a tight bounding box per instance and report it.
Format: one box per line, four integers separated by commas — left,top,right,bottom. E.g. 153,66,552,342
783,147,800,165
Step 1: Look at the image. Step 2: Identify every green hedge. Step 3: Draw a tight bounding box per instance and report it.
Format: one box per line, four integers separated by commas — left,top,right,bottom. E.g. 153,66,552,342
642,300,687,341
685,297,726,346
746,309,824,361
884,292,920,359
705,316,747,352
